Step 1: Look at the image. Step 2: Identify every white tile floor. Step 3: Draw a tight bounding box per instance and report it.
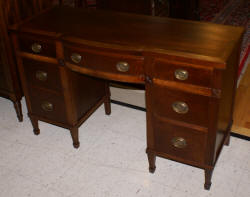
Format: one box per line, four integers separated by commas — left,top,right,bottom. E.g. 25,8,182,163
0,97,250,197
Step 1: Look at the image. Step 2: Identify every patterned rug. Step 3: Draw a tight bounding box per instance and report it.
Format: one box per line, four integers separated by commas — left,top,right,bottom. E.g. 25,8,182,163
199,0,227,21
209,0,250,76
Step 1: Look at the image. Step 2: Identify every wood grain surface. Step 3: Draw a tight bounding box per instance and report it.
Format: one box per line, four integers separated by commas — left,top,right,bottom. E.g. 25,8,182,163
232,62,250,137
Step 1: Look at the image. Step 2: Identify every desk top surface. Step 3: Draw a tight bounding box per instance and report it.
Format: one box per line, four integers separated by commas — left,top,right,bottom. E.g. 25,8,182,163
16,6,244,65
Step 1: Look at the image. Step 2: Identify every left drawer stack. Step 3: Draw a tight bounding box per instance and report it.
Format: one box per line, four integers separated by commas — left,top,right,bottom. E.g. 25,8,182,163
13,33,110,148
22,58,68,124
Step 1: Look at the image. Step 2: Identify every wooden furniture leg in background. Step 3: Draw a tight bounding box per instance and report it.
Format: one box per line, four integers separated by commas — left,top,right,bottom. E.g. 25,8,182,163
224,131,231,146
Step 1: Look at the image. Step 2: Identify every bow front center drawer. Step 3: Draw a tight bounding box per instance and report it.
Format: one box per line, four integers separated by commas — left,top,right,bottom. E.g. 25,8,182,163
64,45,144,83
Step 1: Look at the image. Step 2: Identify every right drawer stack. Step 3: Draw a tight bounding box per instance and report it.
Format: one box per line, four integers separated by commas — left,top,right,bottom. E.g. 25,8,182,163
151,59,213,164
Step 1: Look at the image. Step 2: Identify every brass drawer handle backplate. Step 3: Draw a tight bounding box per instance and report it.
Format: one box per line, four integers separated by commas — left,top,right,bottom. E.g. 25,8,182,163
116,62,130,72
41,101,53,112
31,43,42,53
71,53,82,64
172,137,187,149
175,69,188,80
36,70,48,81
172,101,189,114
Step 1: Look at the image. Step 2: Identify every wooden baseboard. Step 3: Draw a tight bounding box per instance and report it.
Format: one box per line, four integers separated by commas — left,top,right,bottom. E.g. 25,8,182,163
232,59,250,137
231,125,250,138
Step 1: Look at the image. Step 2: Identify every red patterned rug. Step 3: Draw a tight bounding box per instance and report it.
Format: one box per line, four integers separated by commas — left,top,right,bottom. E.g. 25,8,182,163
200,0,227,21
205,0,250,76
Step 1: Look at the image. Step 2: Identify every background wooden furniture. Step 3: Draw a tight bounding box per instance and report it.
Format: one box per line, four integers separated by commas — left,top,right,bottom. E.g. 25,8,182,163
76,0,169,16
80,0,198,19
0,0,63,122
95,0,154,15
10,6,243,189
0,0,24,121
0,0,84,122
168,0,199,20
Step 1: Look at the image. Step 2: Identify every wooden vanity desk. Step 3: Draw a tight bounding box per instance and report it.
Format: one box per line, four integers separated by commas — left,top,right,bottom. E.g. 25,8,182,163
10,6,244,190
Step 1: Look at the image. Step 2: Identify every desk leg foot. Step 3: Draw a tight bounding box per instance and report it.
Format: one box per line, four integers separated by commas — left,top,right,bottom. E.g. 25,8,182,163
147,151,156,173
104,97,111,115
30,117,40,135
149,166,156,173
13,100,23,122
204,168,213,190
70,128,80,149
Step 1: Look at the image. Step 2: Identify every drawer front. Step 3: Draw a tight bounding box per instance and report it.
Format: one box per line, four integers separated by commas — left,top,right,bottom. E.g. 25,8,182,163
152,86,209,127
29,87,68,124
64,45,144,81
22,59,62,91
153,59,212,87
19,34,56,57
154,119,207,164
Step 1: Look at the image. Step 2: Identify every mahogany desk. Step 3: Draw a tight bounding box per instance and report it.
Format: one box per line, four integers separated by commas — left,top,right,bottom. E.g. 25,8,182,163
10,6,244,190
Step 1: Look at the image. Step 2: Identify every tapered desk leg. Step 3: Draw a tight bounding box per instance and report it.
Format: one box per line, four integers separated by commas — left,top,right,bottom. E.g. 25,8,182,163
13,100,23,122
204,168,213,190
30,116,40,135
104,82,111,115
70,127,80,149
147,151,156,173
104,99,111,115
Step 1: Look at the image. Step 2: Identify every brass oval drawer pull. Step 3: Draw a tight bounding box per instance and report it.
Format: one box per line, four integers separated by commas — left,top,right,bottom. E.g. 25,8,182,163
41,101,53,112
71,53,82,64
172,137,187,148
172,101,189,114
36,70,47,81
31,43,42,53
175,69,188,80
116,62,130,72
